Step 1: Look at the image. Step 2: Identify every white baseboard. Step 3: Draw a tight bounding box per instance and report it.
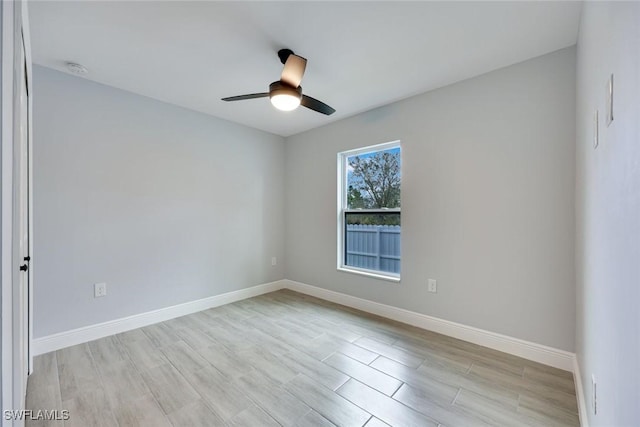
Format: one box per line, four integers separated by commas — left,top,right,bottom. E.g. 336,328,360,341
33,277,575,375
32,280,286,355
573,355,589,427
284,279,575,372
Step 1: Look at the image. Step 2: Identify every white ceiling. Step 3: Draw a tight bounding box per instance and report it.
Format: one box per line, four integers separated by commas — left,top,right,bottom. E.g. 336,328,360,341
29,1,582,137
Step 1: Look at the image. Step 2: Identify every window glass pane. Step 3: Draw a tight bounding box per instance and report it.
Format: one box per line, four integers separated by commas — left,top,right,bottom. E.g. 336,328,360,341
347,147,401,209
344,211,400,274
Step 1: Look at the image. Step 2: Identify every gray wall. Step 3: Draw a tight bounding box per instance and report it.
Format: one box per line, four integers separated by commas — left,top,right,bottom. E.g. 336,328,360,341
575,3,640,425
0,3,4,398
33,66,285,337
285,47,576,351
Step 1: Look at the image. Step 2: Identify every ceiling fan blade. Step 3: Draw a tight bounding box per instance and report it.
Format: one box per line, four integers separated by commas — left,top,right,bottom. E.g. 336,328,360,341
281,54,307,88
221,93,269,102
301,95,335,115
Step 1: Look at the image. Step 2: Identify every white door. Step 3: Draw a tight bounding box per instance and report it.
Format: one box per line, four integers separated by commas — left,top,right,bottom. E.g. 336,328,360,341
12,26,30,412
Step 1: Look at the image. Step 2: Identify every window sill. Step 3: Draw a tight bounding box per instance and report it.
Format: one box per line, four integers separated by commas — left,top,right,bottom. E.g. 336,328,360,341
337,266,401,283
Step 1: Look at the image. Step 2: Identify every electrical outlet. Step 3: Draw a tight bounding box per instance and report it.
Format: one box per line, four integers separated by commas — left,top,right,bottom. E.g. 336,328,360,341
271,257,277,266
428,279,437,293
94,282,107,298
592,374,597,415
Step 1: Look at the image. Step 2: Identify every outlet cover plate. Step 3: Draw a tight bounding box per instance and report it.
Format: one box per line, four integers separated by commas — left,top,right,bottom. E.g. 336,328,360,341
428,279,437,293
94,282,107,298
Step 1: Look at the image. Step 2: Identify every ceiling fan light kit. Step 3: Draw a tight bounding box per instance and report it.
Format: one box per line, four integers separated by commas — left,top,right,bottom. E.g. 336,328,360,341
222,48,335,116
269,81,302,111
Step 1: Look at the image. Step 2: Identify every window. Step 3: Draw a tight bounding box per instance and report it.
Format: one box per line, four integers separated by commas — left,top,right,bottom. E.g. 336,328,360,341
338,141,401,281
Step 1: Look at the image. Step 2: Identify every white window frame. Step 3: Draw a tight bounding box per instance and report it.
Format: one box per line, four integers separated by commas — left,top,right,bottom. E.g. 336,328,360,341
337,140,401,282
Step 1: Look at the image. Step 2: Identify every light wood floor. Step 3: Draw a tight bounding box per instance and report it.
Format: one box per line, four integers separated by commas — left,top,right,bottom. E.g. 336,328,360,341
26,289,579,427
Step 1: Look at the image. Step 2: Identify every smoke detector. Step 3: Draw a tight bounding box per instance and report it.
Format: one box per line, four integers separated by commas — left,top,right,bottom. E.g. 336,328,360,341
66,62,88,74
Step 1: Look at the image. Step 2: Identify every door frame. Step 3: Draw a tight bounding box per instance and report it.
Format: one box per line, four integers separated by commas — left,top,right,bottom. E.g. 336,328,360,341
2,1,33,425
23,0,34,378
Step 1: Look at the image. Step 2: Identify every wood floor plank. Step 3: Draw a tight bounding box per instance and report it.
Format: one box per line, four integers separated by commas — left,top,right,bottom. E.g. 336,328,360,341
138,363,201,415
521,359,575,381
181,366,253,422
119,335,169,371
283,333,338,361
280,349,350,391
324,353,402,396
237,346,298,384
242,326,299,355
198,306,224,320
62,387,118,427
97,360,151,409
468,362,578,413
164,314,202,332
276,317,325,340
174,326,218,350
235,370,311,427
25,385,65,427
189,310,221,329
369,356,459,404
396,332,526,377
303,333,373,362
337,379,438,427
88,335,129,366
111,393,172,427
159,341,210,375
194,344,254,380
427,337,526,377
166,400,225,427
226,404,280,427
214,302,258,322
298,410,338,427
335,342,380,365
201,317,255,353
116,328,149,344
175,310,219,331
28,353,60,392
234,297,291,318
298,314,363,343
393,383,491,427
392,336,473,373
141,323,180,348
56,343,102,401
285,374,372,427
517,393,580,426
417,362,521,408
241,314,291,340
354,337,424,368
452,389,532,427
364,417,391,427
522,365,576,395
339,321,399,345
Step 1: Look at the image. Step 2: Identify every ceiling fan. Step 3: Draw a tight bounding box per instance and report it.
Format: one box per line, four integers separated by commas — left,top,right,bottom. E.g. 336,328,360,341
222,49,335,115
